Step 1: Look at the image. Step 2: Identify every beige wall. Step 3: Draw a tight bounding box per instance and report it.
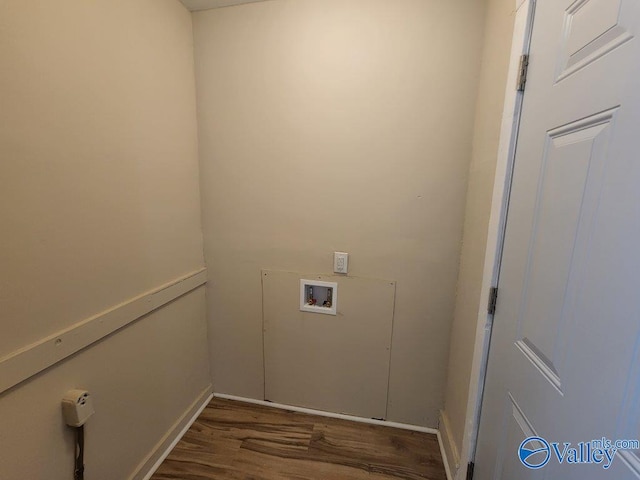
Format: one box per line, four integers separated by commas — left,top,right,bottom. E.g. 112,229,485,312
194,0,486,427
442,0,516,462
0,1,210,478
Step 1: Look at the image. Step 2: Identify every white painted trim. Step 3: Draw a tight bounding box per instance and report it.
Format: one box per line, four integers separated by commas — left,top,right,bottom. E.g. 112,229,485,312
0,268,207,395
437,429,455,480
133,387,213,480
456,1,537,479
180,0,272,12
439,410,460,478
213,393,439,435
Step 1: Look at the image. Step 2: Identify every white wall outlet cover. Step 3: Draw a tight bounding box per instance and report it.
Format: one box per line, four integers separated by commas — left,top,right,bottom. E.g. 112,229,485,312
300,279,338,316
333,252,349,274
62,389,95,427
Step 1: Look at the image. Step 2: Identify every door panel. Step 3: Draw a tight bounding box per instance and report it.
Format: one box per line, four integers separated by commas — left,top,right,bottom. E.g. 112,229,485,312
617,346,640,476
496,395,545,480
475,1,640,479
516,108,616,394
559,0,634,81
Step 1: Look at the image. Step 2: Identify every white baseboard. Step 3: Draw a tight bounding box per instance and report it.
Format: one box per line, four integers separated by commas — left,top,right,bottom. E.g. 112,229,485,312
131,385,213,480
436,429,454,480
213,393,439,434
439,410,460,480
215,393,452,479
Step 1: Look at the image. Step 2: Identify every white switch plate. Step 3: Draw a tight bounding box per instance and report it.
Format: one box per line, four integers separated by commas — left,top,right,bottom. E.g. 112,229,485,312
334,252,349,274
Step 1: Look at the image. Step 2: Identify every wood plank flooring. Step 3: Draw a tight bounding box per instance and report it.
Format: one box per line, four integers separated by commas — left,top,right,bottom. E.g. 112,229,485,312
150,398,447,480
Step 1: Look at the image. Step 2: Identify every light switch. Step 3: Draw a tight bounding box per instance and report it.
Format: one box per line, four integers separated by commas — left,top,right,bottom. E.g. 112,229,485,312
334,252,349,274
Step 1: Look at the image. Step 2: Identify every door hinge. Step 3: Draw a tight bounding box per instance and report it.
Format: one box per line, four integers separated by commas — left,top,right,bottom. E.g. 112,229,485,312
466,461,475,480
487,287,498,315
516,54,529,91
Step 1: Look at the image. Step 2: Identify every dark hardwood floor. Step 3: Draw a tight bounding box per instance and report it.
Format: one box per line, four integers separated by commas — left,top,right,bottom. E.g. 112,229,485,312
150,398,447,480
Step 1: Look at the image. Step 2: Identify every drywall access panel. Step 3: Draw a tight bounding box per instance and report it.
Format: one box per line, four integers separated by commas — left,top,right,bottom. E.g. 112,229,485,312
262,270,396,419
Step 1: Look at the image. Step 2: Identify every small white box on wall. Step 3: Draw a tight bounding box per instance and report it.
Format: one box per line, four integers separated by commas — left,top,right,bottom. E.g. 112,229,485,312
300,279,338,316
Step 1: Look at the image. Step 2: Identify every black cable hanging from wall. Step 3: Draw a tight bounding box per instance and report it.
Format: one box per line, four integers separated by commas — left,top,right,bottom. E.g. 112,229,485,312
74,426,85,480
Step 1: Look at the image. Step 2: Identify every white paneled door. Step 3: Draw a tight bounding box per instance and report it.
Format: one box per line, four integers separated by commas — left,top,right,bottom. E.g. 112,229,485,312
475,1,640,479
